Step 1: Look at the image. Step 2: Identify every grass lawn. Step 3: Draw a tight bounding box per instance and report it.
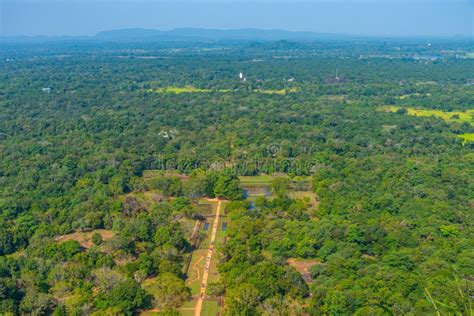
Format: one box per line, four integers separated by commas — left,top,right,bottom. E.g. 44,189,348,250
177,300,196,316
208,254,221,284
207,214,227,284
179,310,195,316
187,251,205,295
239,174,291,186
187,239,210,295
206,201,226,284
202,300,221,316
180,301,196,309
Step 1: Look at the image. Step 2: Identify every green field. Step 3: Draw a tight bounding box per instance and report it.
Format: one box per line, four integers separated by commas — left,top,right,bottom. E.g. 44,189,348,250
458,133,474,144
466,52,474,59
256,88,298,95
239,174,313,188
239,174,292,187
381,106,474,126
202,300,220,316
146,86,230,94
415,81,438,86
177,301,196,316
145,86,297,95
398,93,431,100
179,309,195,316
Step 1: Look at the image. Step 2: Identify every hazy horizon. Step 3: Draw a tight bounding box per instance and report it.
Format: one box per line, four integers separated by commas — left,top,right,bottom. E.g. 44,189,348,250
1,0,473,38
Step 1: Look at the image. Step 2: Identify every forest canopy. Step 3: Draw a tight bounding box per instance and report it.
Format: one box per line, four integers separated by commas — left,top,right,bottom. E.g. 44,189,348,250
0,39,473,315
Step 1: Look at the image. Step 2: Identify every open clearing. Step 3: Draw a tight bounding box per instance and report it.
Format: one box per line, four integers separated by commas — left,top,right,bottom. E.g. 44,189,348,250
239,174,281,199
55,229,114,248
381,106,474,126
256,88,298,95
381,107,474,145
458,133,474,144
146,86,224,94
145,86,297,95
143,170,190,180
240,174,317,204
239,174,276,187
239,173,293,187
289,191,320,208
287,258,321,284
398,93,431,99
202,300,220,315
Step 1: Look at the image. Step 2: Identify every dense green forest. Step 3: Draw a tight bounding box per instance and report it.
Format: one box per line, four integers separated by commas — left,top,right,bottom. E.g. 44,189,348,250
0,40,473,315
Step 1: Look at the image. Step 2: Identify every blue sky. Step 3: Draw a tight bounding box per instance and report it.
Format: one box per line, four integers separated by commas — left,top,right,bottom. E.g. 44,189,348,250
1,0,473,37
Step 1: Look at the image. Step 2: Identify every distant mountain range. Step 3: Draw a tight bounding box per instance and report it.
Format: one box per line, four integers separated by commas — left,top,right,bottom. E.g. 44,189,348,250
0,28,362,44
94,28,352,42
1,28,470,44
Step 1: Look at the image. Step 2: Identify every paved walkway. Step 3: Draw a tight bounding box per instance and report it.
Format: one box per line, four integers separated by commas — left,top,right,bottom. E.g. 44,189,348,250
194,199,221,316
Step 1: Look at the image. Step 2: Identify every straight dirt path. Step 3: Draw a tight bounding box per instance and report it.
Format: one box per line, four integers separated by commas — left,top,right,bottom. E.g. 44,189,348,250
194,199,221,316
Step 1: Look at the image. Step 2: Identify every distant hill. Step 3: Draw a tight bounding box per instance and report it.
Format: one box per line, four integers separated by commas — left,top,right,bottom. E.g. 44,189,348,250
1,28,469,44
94,28,349,42
0,28,348,44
